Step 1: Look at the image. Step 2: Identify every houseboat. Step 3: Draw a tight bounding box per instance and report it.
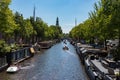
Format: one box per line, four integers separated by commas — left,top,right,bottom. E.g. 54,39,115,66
5,46,35,67
38,41,53,49
0,55,8,71
84,53,120,80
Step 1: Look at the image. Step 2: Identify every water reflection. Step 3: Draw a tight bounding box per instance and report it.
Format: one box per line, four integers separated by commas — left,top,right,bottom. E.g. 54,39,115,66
20,63,35,70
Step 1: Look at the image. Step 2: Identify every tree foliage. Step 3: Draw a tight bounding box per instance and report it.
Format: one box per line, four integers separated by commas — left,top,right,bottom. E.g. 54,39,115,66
0,0,17,40
45,25,62,40
69,0,120,60
70,0,120,43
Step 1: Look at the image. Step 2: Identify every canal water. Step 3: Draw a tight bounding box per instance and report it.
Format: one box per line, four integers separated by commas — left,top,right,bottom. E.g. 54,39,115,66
0,41,88,80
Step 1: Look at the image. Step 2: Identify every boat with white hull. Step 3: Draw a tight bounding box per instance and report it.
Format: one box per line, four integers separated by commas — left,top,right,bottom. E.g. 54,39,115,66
6,66,19,73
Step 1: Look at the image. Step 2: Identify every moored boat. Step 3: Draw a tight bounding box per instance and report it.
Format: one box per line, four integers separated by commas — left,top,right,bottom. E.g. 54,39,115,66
6,65,19,73
85,54,120,80
39,41,53,49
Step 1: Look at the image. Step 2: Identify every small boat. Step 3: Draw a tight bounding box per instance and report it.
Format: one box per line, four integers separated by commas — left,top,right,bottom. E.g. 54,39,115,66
6,65,19,73
63,46,69,50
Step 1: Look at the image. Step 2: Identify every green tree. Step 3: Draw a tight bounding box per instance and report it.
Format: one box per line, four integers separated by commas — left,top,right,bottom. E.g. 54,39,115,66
69,0,120,60
14,12,24,42
35,17,46,41
0,0,17,42
23,19,34,43
45,25,62,40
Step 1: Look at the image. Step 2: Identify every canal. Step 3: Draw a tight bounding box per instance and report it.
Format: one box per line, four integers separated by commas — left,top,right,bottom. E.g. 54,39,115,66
0,41,88,80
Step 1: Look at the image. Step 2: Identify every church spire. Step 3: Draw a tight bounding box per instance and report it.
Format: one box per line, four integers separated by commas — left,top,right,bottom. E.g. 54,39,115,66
75,18,77,26
56,17,59,26
33,5,36,21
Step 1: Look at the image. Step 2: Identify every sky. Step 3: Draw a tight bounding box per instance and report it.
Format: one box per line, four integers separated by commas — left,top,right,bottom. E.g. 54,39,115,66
9,0,98,33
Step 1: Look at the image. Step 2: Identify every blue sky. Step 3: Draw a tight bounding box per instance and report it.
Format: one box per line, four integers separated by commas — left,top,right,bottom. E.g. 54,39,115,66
9,0,98,33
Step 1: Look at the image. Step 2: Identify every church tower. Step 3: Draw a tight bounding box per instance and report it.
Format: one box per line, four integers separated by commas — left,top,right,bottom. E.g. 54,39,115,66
56,17,59,26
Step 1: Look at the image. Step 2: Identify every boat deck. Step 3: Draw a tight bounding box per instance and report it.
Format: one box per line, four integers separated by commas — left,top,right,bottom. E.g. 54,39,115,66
91,59,108,74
